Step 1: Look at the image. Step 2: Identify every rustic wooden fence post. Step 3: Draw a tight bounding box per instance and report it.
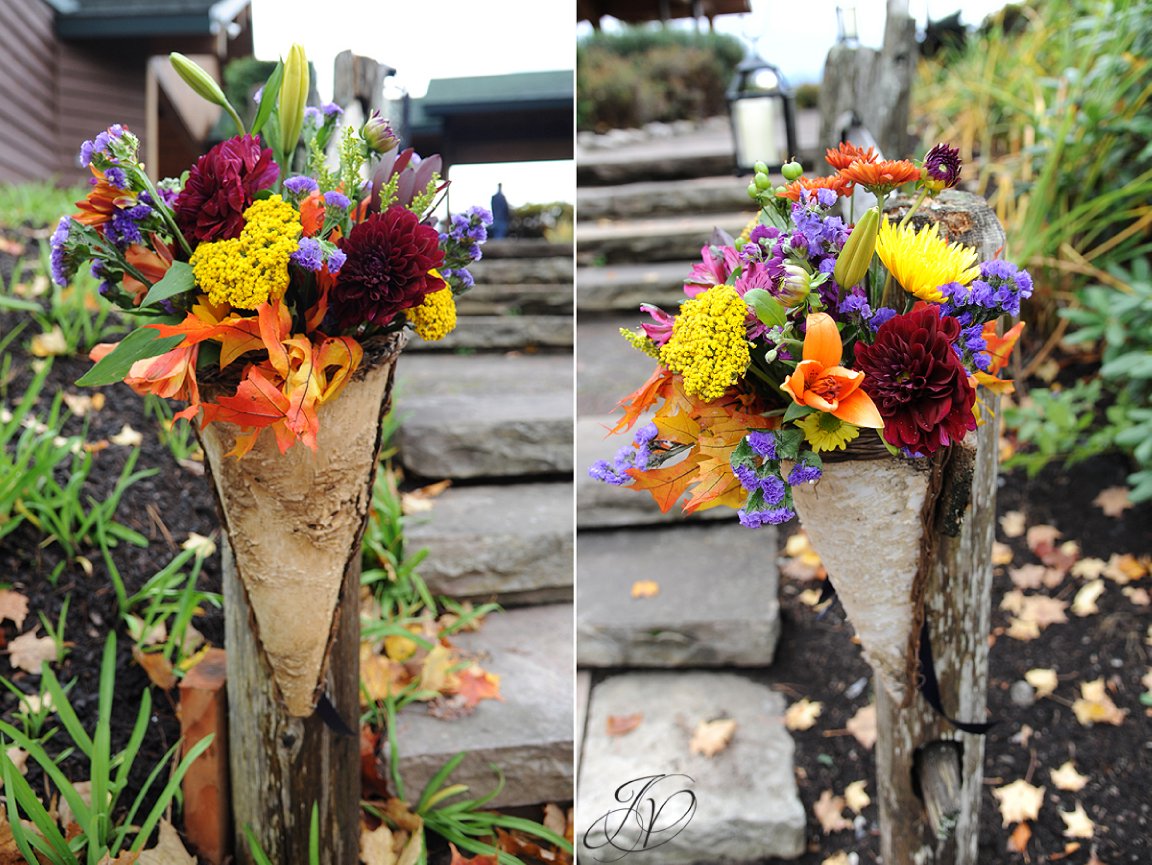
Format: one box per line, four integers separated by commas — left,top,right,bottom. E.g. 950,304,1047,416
875,191,1004,865
200,334,406,864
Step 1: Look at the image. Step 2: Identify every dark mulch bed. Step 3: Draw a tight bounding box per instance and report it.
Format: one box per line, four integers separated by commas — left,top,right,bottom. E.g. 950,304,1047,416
771,450,1152,864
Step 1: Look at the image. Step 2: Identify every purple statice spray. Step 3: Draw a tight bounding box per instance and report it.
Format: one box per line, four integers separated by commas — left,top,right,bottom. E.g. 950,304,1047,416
588,423,658,486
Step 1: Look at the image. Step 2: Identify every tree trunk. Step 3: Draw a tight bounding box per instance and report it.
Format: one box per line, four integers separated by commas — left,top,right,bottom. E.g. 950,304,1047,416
200,333,406,864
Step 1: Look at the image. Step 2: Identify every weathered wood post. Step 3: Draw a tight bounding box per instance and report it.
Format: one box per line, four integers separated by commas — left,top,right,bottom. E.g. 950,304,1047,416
200,334,406,864
794,190,1004,864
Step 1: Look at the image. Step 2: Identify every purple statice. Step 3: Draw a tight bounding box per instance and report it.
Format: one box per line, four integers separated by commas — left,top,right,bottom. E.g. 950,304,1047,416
104,202,152,249
441,267,473,291
304,106,323,125
78,124,127,167
838,290,898,333
938,260,1033,322
321,102,343,118
284,175,319,197
150,180,181,209
787,460,823,487
291,236,324,271
439,207,493,293
323,191,351,210
738,505,795,528
870,307,898,330
734,462,760,491
252,86,264,105
588,423,659,486
103,166,128,189
760,473,786,504
50,217,78,287
327,247,347,274
90,260,114,296
747,430,778,460
790,192,849,260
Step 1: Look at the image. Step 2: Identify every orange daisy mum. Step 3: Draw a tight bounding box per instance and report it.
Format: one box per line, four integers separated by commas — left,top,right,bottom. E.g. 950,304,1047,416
838,159,922,195
776,174,853,202
825,142,879,171
74,166,136,227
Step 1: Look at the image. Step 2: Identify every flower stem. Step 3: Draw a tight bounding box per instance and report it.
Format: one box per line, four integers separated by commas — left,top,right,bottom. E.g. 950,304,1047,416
898,188,930,229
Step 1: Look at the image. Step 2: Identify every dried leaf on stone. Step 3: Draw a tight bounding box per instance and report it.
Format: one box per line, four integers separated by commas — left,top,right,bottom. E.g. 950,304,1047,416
136,820,197,864
844,780,870,813
993,779,1044,826
1072,679,1127,726
1060,803,1095,839
455,665,502,709
1007,821,1032,853
1050,761,1089,792
1000,511,1026,538
0,591,29,630
814,789,852,833
606,713,643,736
1024,668,1058,699
846,703,877,749
8,630,56,674
1092,486,1132,517
418,643,458,696
784,698,822,731
1071,580,1106,617
360,646,405,705
630,580,660,599
689,718,736,757
1122,587,1150,607
131,647,176,690
401,479,452,515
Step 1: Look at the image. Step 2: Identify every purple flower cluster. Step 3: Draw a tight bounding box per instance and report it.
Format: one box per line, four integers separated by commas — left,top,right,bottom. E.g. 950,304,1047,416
284,175,319,197
838,289,897,333
588,423,658,486
324,191,351,210
787,460,823,486
291,236,347,274
935,260,1033,371
50,217,78,287
105,202,153,248
438,206,494,293
738,505,795,528
78,124,126,167
304,103,343,124
733,430,803,529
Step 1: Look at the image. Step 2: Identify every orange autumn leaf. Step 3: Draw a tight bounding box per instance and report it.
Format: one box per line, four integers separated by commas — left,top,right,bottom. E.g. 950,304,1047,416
984,320,1025,376
609,365,674,435
455,664,502,709
448,844,498,865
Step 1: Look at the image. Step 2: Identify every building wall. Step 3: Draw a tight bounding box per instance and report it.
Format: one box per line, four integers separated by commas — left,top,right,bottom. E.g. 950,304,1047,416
0,0,61,183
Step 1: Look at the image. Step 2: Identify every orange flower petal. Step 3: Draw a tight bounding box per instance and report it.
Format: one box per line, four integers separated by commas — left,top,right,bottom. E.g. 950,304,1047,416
832,388,884,429
802,313,843,368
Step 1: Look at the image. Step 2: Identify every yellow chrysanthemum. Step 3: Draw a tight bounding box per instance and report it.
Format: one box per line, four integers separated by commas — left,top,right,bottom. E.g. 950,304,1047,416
190,195,300,309
875,219,980,303
658,284,750,401
796,411,861,452
409,284,457,341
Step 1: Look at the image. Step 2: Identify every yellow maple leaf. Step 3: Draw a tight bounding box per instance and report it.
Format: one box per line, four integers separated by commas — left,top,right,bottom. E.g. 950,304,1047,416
631,580,660,599
1060,802,1095,839
992,779,1044,826
784,698,823,731
1050,761,1089,792
689,718,737,757
1072,679,1127,726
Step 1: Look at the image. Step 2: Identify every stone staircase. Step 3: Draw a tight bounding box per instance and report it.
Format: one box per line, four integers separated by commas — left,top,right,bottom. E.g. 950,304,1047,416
388,238,573,810
575,120,815,862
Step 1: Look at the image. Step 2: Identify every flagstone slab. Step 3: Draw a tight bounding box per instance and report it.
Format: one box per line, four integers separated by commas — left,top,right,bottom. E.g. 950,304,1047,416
405,314,572,350
576,523,779,667
579,175,753,222
405,483,573,605
576,671,805,863
576,260,694,313
576,212,751,266
392,604,573,809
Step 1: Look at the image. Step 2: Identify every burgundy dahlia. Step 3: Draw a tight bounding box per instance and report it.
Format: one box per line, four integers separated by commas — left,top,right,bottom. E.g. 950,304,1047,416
329,206,445,328
854,305,976,455
174,135,278,242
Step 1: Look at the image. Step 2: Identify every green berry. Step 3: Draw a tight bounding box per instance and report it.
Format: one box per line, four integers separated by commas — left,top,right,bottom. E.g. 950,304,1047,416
746,182,759,200
781,160,803,181
754,172,772,191
753,161,769,176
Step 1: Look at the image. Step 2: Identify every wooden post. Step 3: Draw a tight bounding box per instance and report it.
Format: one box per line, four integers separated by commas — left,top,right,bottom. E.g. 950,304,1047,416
872,190,1005,865
199,335,405,865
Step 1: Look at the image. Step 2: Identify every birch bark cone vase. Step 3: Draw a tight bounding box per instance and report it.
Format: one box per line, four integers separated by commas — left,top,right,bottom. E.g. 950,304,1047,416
198,331,407,864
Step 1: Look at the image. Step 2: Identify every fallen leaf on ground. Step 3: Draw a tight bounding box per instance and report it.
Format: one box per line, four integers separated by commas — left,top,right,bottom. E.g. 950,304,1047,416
1025,524,1061,555
137,820,197,864
182,533,216,559
1071,580,1106,617
131,647,176,690
1122,587,1150,606
1071,558,1108,580
784,698,823,731
1001,591,1069,634
781,530,825,581
360,822,395,865
821,853,851,865
1051,761,1089,792
455,664,502,709
814,789,852,833
59,780,93,834
846,703,877,749
448,844,497,864
0,591,29,630
8,630,56,674
1009,563,1063,590
1024,668,1058,699
360,647,405,705
1000,511,1026,538
125,614,167,647
1061,802,1095,839
630,579,660,599
1147,625,1152,647
542,803,567,838
1092,486,1132,517
110,423,143,447
3,748,27,778
1007,821,1032,853
606,713,643,736
1005,618,1041,641
798,588,827,607
30,327,68,357
1142,669,1152,694
690,718,736,757
418,643,458,696
844,780,870,813
992,541,1014,566
993,779,1044,826
1010,724,1034,747
1103,553,1148,585
1072,680,1127,726
61,392,105,417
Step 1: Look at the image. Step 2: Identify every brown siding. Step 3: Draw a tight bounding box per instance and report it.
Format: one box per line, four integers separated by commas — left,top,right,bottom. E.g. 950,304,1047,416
0,0,59,183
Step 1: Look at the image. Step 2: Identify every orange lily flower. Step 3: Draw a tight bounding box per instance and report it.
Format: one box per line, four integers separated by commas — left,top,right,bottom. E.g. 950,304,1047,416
784,312,884,428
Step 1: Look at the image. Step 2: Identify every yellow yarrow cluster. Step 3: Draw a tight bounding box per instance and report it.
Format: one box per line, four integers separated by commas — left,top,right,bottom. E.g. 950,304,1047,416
658,284,750,401
190,195,301,309
409,284,457,341
875,219,980,303
620,327,660,358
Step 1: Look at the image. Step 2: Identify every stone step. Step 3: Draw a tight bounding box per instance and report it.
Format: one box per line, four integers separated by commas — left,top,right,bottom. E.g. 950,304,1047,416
455,283,572,316
577,418,730,529
405,482,573,605
470,255,573,286
576,260,693,314
576,671,805,863
578,175,753,222
576,523,779,668
478,239,572,261
406,314,572,351
576,313,660,419
575,211,752,266
392,604,573,810
394,352,572,480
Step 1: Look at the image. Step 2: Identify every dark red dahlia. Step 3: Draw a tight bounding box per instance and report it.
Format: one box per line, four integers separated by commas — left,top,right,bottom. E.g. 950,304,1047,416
329,206,445,328
174,135,278,242
853,305,976,455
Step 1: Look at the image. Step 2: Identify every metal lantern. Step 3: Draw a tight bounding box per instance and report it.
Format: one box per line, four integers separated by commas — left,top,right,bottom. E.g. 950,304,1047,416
726,54,797,173
837,3,860,44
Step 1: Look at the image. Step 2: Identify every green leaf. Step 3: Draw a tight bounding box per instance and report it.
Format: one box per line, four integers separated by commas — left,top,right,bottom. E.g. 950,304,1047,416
140,260,195,308
76,327,184,387
743,289,787,328
251,61,284,138
783,401,814,423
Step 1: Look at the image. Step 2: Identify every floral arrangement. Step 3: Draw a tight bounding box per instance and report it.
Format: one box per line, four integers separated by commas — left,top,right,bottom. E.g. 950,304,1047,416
51,47,491,457
590,142,1031,527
